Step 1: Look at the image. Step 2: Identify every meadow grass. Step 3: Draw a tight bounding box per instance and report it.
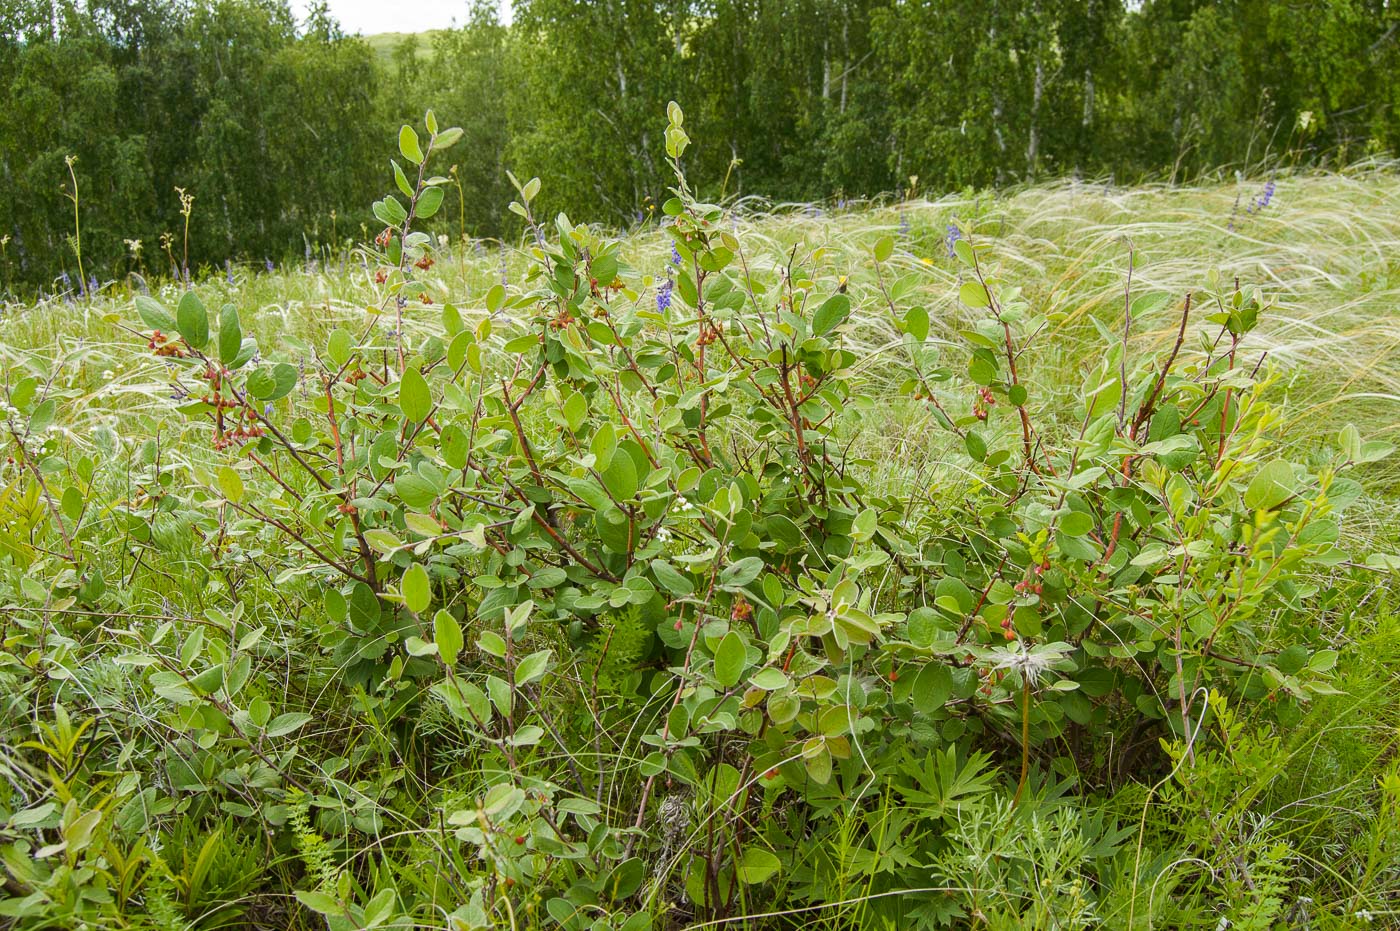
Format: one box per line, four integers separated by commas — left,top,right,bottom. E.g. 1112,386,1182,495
2,167,1398,928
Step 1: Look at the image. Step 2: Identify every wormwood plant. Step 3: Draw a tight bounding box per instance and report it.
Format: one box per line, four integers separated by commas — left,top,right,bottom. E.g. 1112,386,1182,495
96,104,1391,927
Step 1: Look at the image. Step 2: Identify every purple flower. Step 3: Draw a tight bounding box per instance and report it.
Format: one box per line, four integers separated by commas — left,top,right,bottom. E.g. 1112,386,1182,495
898,210,910,238
945,222,961,258
1246,179,1277,215
670,244,682,267
656,279,673,313
225,259,235,285
265,257,275,273
87,275,98,296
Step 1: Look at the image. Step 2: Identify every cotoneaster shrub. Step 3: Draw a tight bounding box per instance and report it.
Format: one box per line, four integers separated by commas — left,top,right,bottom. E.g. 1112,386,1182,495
89,103,1391,928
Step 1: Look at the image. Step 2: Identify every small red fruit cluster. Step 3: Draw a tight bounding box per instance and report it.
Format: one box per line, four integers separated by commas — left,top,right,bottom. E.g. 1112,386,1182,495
147,330,188,358
973,386,996,421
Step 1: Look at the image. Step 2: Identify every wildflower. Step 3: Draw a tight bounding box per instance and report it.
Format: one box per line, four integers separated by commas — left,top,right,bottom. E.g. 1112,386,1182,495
265,257,275,273
945,222,961,257
1246,179,1276,215
898,210,910,238
437,234,449,248
225,259,235,285
655,526,672,542
670,244,682,267
990,641,1074,687
656,279,673,313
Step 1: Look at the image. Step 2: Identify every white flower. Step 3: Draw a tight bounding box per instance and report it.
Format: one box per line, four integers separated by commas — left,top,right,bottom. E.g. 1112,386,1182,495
991,641,1075,688
437,234,449,248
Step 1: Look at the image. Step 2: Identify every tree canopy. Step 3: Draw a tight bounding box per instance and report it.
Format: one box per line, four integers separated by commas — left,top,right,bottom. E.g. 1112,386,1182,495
2,0,1397,294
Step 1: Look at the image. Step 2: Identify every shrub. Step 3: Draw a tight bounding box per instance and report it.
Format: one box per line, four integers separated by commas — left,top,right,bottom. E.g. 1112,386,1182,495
98,104,1389,927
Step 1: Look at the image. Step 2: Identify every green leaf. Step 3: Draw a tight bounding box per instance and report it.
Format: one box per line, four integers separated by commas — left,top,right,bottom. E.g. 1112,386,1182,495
327,328,353,367
1059,511,1094,537
28,399,56,434
176,291,209,349
714,631,746,687
874,236,894,263
392,160,414,198
363,888,397,928
398,125,424,165
434,126,464,149
486,674,512,717
135,295,176,331
294,890,342,916
651,559,694,596
749,668,788,690
246,362,298,401
737,847,782,884
959,281,990,309
720,557,764,589
912,663,954,711
417,186,445,219
592,422,617,469
217,465,244,504
218,304,242,365
399,367,432,422
402,563,431,614
953,238,975,268
265,712,312,737
812,293,851,336
1244,460,1296,511
61,485,84,521
435,610,463,666
516,649,552,685
600,447,638,500
904,305,929,342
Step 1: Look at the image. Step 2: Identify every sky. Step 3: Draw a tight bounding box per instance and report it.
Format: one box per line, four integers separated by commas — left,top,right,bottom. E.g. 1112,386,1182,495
291,0,510,35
